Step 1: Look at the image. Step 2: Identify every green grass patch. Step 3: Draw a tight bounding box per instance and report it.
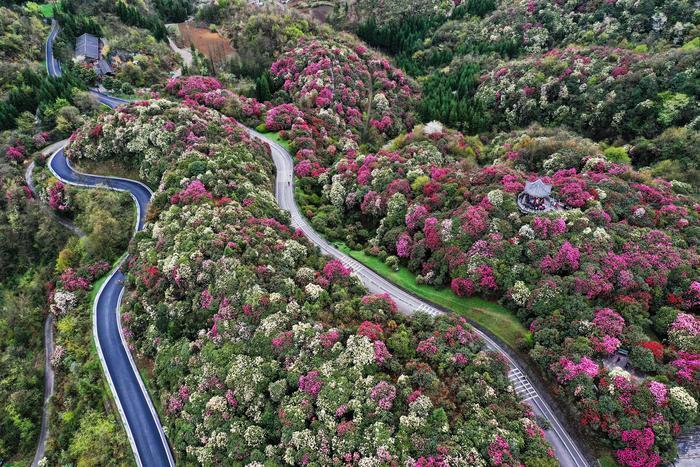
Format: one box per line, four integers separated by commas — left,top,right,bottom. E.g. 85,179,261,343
336,242,529,349
87,253,127,305
87,273,109,306
597,453,618,467
260,131,291,152
38,3,54,18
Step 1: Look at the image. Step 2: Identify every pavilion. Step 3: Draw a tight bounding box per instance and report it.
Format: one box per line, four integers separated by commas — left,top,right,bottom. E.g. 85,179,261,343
517,179,562,213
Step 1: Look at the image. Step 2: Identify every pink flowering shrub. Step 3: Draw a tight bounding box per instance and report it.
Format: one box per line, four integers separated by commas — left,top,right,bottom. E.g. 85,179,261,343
370,381,396,410
298,370,323,397
593,308,625,336
648,381,668,407
487,435,512,466
47,180,69,212
322,259,351,281
165,76,222,97
555,356,599,382
451,278,475,297
615,428,661,467
265,104,304,131
5,145,25,162
170,180,213,205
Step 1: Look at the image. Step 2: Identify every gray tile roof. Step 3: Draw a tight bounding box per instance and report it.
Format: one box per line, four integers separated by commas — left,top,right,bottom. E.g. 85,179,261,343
75,33,100,59
97,59,113,75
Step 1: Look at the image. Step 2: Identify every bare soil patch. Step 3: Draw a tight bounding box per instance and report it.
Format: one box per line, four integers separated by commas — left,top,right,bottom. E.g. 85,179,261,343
177,23,235,66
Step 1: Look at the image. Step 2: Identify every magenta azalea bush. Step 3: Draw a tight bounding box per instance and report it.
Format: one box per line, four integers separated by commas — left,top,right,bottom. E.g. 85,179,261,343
270,38,419,140
165,76,267,127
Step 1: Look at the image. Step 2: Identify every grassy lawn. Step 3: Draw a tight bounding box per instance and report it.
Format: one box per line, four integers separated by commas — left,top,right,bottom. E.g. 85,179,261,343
260,131,291,152
38,3,54,18
597,453,618,467
335,242,529,349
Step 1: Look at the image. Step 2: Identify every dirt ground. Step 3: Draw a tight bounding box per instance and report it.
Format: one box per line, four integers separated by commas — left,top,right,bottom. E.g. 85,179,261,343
177,23,235,66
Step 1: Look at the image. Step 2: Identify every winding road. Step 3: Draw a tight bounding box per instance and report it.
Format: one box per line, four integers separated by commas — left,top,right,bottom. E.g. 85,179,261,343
27,141,83,467
47,146,174,467
46,27,174,467
45,22,589,466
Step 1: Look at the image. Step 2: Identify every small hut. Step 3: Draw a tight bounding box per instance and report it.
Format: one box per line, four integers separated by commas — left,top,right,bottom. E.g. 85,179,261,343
517,179,561,213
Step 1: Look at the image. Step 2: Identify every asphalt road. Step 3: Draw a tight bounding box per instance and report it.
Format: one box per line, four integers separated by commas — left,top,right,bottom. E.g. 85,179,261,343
48,148,174,467
45,20,62,78
30,315,54,467
46,24,174,467
249,128,591,467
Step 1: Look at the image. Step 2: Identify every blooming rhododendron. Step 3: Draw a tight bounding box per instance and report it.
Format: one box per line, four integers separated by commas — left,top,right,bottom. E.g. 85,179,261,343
6,145,25,162
166,75,222,97
591,335,621,355
298,370,323,397
265,104,304,131
358,321,383,340
593,308,625,336
616,428,661,467
396,232,412,258
322,259,351,281
370,381,396,410
556,356,599,382
648,381,668,406
373,340,391,364
488,435,511,465
170,180,213,205
451,278,475,297
48,180,68,211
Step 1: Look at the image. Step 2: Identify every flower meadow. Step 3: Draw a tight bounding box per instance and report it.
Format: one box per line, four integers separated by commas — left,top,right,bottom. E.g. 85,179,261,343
65,99,557,464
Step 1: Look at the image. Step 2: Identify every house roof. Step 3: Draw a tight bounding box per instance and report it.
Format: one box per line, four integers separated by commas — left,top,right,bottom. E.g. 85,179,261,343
96,59,112,75
75,33,100,59
524,179,552,198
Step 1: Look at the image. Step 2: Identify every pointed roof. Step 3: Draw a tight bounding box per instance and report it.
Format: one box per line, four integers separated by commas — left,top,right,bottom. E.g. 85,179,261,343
75,33,100,59
524,179,552,198
96,59,112,75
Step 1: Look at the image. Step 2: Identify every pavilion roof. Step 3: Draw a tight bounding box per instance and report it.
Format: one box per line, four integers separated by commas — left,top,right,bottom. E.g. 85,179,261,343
524,179,552,198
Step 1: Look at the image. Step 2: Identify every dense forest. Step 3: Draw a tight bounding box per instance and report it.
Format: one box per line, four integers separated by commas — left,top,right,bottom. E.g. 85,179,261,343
353,0,700,184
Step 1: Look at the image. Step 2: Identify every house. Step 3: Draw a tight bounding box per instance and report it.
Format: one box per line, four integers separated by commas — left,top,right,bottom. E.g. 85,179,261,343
74,33,114,76
75,33,100,61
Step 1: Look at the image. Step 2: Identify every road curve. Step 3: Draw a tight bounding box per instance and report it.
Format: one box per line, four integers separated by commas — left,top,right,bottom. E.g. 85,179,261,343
46,24,174,467
48,147,174,467
25,149,86,238
249,128,591,467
